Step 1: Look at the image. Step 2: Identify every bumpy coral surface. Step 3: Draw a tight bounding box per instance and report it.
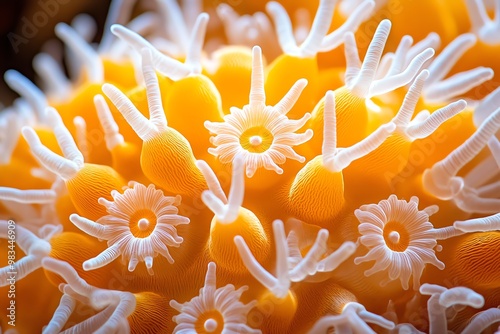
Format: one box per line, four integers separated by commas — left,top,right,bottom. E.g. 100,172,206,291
2,0,500,333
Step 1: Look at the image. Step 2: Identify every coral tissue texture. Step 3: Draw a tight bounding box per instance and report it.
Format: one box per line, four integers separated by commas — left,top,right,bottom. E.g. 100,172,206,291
3,0,500,333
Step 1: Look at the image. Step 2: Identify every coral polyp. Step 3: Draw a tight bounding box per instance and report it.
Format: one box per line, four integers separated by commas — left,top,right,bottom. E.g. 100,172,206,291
205,46,313,177
2,0,500,333
354,195,444,290
170,262,259,334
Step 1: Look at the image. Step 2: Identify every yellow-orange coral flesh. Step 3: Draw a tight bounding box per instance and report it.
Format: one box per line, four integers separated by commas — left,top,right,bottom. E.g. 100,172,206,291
205,46,313,186
3,0,500,333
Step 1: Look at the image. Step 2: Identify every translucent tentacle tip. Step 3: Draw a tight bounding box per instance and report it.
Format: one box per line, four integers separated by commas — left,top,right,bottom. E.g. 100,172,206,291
217,3,277,55
454,212,500,232
345,19,435,98
452,184,500,214
465,0,500,44
0,187,57,204
420,284,485,310
55,22,104,83
422,33,493,103
391,69,468,141
308,301,395,333
110,11,208,80
4,69,48,122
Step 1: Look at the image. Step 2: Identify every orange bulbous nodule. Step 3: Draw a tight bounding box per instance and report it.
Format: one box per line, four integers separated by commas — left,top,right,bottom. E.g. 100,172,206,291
266,55,320,119
317,66,346,97
344,133,410,178
358,0,458,52
163,74,225,158
446,232,500,291
141,129,207,197
254,290,298,334
54,194,81,233
444,0,472,34
291,279,357,333
102,57,138,90
206,46,253,113
129,292,175,333
0,158,51,190
110,142,148,183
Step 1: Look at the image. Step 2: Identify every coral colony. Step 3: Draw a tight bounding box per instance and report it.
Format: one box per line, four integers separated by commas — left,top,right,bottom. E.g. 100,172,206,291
3,0,500,333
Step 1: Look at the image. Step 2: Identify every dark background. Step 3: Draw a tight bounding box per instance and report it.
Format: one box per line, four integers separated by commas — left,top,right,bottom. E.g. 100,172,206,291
0,0,112,104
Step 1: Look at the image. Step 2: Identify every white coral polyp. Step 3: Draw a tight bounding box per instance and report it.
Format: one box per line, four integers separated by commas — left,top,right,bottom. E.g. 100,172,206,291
206,103,313,178
70,182,190,275
205,46,312,178
41,257,136,334
170,262,260,334
354,195,445,290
